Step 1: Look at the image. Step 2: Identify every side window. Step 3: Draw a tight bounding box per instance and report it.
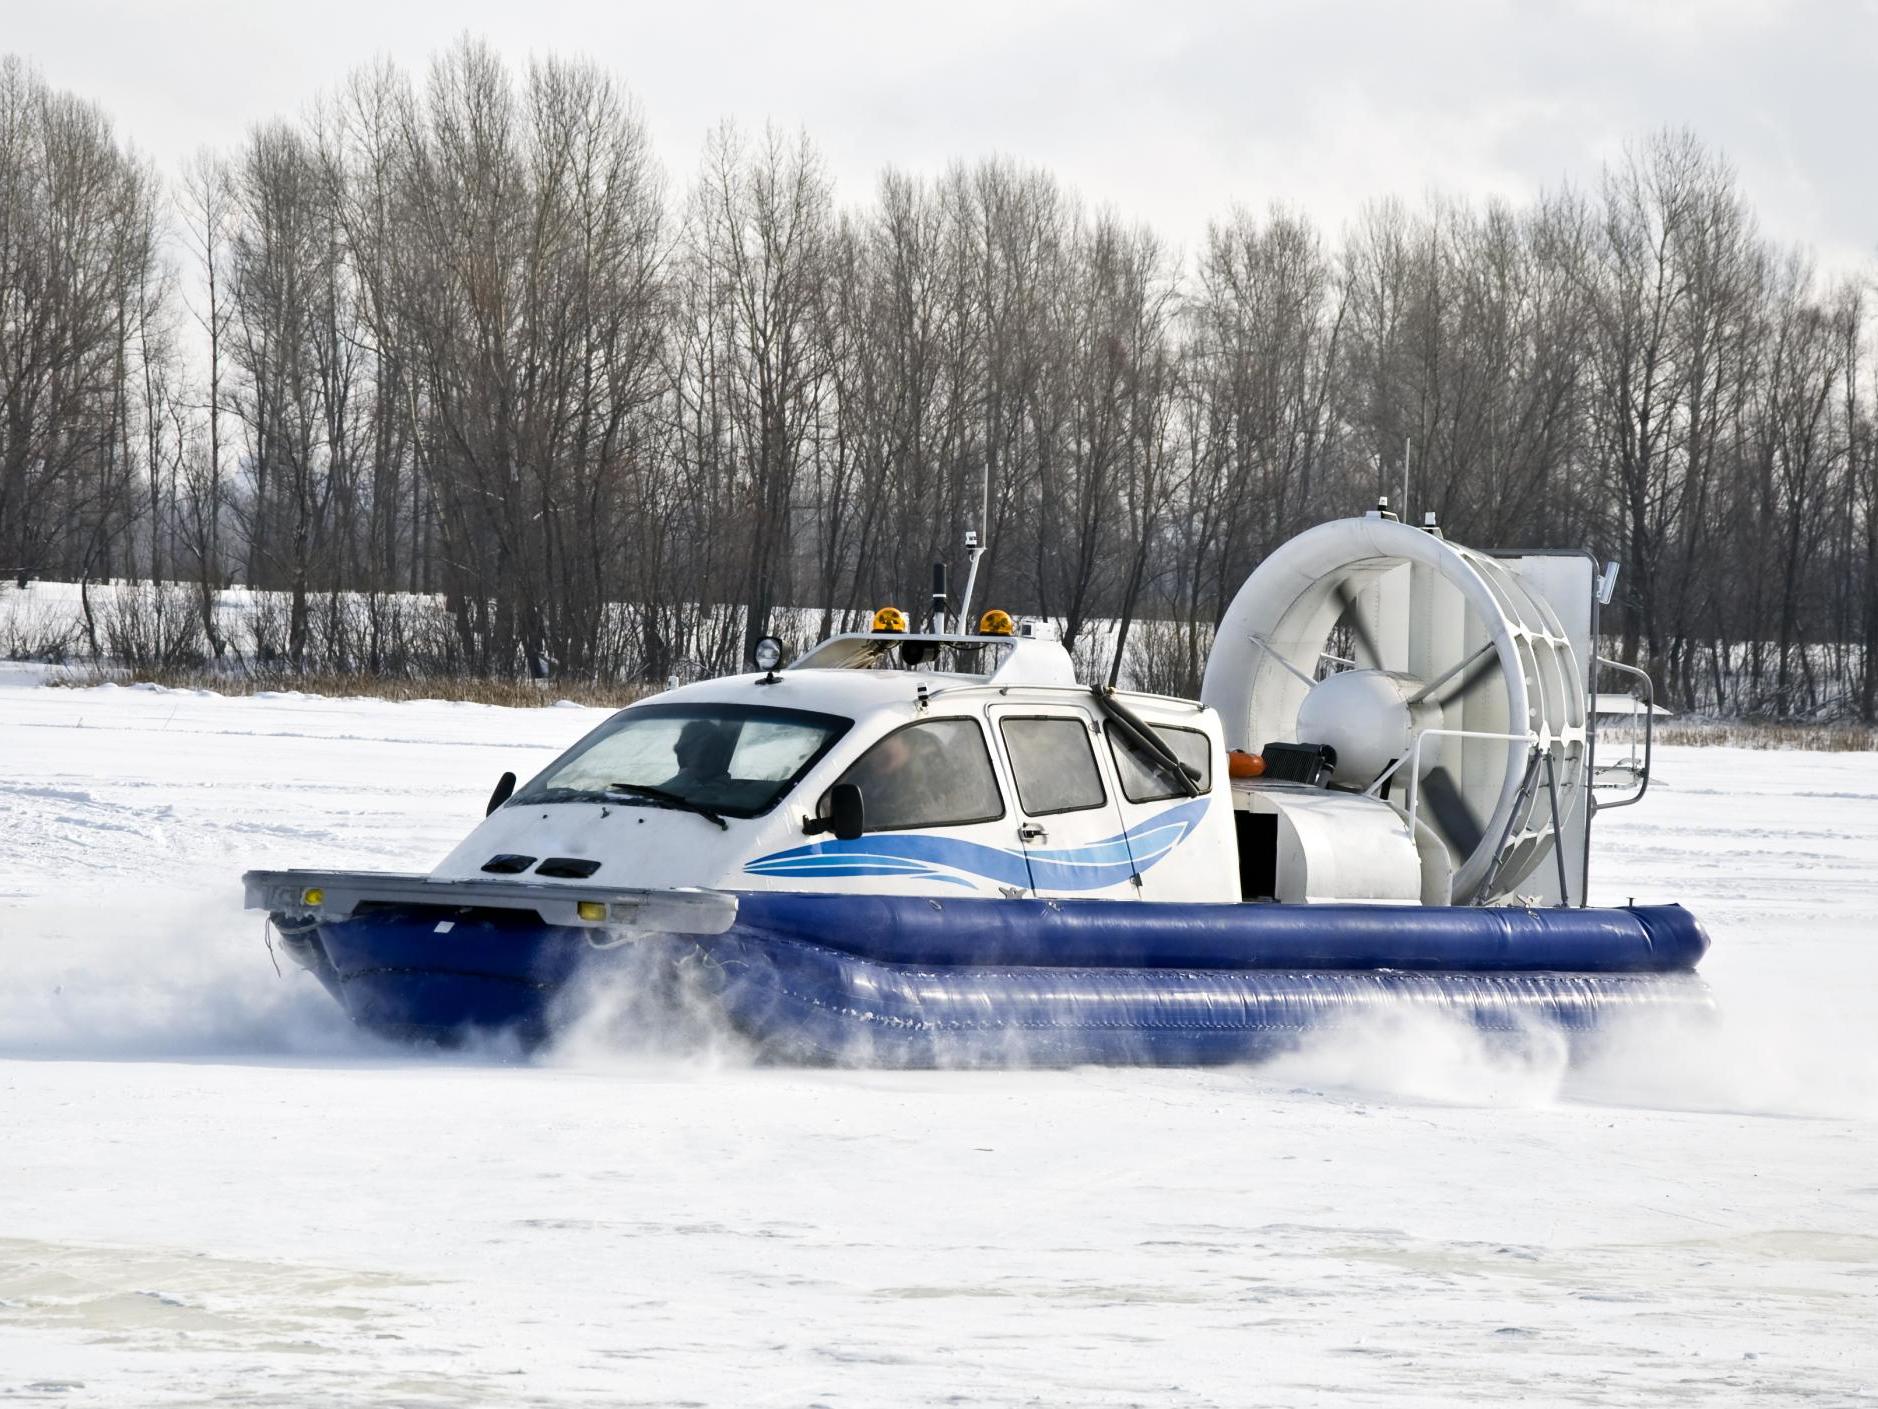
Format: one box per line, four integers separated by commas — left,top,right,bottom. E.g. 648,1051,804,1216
833,718,1003,831
1108,723,1213,803
1000,716,1107,816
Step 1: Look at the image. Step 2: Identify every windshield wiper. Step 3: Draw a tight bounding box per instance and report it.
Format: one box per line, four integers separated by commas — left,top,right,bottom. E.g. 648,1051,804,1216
602,782,730,830
1093,687,1201,797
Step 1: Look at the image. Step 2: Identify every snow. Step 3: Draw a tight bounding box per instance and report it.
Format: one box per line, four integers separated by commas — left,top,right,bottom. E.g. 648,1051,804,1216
2,664,1874,1405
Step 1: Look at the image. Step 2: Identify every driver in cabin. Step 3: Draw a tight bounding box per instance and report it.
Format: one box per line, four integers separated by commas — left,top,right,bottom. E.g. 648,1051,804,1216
664,719,735,795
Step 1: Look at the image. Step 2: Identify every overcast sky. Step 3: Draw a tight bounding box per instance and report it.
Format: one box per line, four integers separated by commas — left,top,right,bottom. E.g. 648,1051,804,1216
11,0,1877,272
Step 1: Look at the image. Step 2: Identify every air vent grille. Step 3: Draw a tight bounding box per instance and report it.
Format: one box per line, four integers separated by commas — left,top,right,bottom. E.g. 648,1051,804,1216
535,857,601,879
480,854,536,875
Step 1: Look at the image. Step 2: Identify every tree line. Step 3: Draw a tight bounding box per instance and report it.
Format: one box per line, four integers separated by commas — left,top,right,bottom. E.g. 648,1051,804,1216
2,44,1874,716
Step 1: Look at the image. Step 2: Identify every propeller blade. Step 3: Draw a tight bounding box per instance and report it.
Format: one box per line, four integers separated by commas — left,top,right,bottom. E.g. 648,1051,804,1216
1331,580,1384,669
1418,765,1486,858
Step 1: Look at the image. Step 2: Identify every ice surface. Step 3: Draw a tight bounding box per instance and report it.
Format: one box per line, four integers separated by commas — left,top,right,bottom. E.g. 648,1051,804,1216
1,663,1874,1405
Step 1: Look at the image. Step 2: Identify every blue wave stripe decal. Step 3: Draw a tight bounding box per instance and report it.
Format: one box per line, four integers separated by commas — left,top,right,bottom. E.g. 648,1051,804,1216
745,864,980,889
752,853,934,873
745,797,1210,892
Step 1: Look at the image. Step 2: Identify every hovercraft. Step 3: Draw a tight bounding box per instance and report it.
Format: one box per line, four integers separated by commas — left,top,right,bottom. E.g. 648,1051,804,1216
245,512,1708,1063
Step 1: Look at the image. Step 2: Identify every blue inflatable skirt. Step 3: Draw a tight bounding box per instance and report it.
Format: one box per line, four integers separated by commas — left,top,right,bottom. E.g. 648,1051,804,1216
277,892,1714,1065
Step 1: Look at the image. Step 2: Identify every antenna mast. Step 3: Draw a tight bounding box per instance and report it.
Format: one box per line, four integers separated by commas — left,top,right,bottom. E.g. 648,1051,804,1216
956,454,990,630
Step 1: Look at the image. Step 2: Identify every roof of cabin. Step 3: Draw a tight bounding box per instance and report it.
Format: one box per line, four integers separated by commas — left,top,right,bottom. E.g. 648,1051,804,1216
645,665,1003,718
629,642,1210,725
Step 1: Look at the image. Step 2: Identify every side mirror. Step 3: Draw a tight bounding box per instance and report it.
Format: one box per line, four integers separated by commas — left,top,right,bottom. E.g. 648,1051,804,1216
804,782,865,841
486,771,517,815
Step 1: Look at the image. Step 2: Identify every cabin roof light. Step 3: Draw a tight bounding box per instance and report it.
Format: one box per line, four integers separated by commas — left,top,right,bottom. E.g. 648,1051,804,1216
977,609,1015,637
871,606,908,634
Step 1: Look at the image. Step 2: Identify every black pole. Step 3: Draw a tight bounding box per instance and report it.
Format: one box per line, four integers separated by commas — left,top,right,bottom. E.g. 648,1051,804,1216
930,561,948,633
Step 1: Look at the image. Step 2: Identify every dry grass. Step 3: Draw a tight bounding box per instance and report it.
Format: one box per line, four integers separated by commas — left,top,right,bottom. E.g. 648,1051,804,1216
45,664,650,709
1617,720,1878,752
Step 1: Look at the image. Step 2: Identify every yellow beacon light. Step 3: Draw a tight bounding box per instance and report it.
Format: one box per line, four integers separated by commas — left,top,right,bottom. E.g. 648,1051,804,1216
871,606,909,634
977,609,1016,637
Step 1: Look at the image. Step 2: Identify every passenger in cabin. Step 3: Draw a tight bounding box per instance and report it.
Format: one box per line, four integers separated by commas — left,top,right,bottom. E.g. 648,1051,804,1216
664,719,736,796
832,718,1001,831
844,728,942,830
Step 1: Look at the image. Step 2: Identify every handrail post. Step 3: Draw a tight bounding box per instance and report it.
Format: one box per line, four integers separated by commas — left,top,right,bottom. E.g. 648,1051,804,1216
1543,749,1571,906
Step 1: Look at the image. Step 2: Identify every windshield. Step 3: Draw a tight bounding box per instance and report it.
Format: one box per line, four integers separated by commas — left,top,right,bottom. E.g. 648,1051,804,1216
512,703,851,819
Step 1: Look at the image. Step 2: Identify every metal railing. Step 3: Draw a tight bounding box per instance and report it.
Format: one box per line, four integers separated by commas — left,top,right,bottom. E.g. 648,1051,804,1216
1591,657,1653,809
1362,726,1538,824
1364,726,1575,905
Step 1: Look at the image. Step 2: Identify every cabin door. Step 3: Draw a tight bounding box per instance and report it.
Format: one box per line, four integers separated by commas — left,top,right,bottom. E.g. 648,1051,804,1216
1094,714,1232,903
986,705,1140,900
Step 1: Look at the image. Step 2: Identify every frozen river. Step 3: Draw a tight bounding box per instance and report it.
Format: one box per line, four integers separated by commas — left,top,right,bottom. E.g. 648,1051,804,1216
2,667,1874,1405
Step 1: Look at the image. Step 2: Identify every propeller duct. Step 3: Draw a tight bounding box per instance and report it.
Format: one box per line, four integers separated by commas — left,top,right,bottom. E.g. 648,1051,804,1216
1200,516,1589,904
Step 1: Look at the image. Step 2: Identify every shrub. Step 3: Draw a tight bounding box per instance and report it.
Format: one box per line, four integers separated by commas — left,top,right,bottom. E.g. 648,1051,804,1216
98,583,209,672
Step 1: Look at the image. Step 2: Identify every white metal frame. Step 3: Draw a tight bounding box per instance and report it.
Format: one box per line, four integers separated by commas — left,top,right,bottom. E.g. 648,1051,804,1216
1362,726,1538,826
